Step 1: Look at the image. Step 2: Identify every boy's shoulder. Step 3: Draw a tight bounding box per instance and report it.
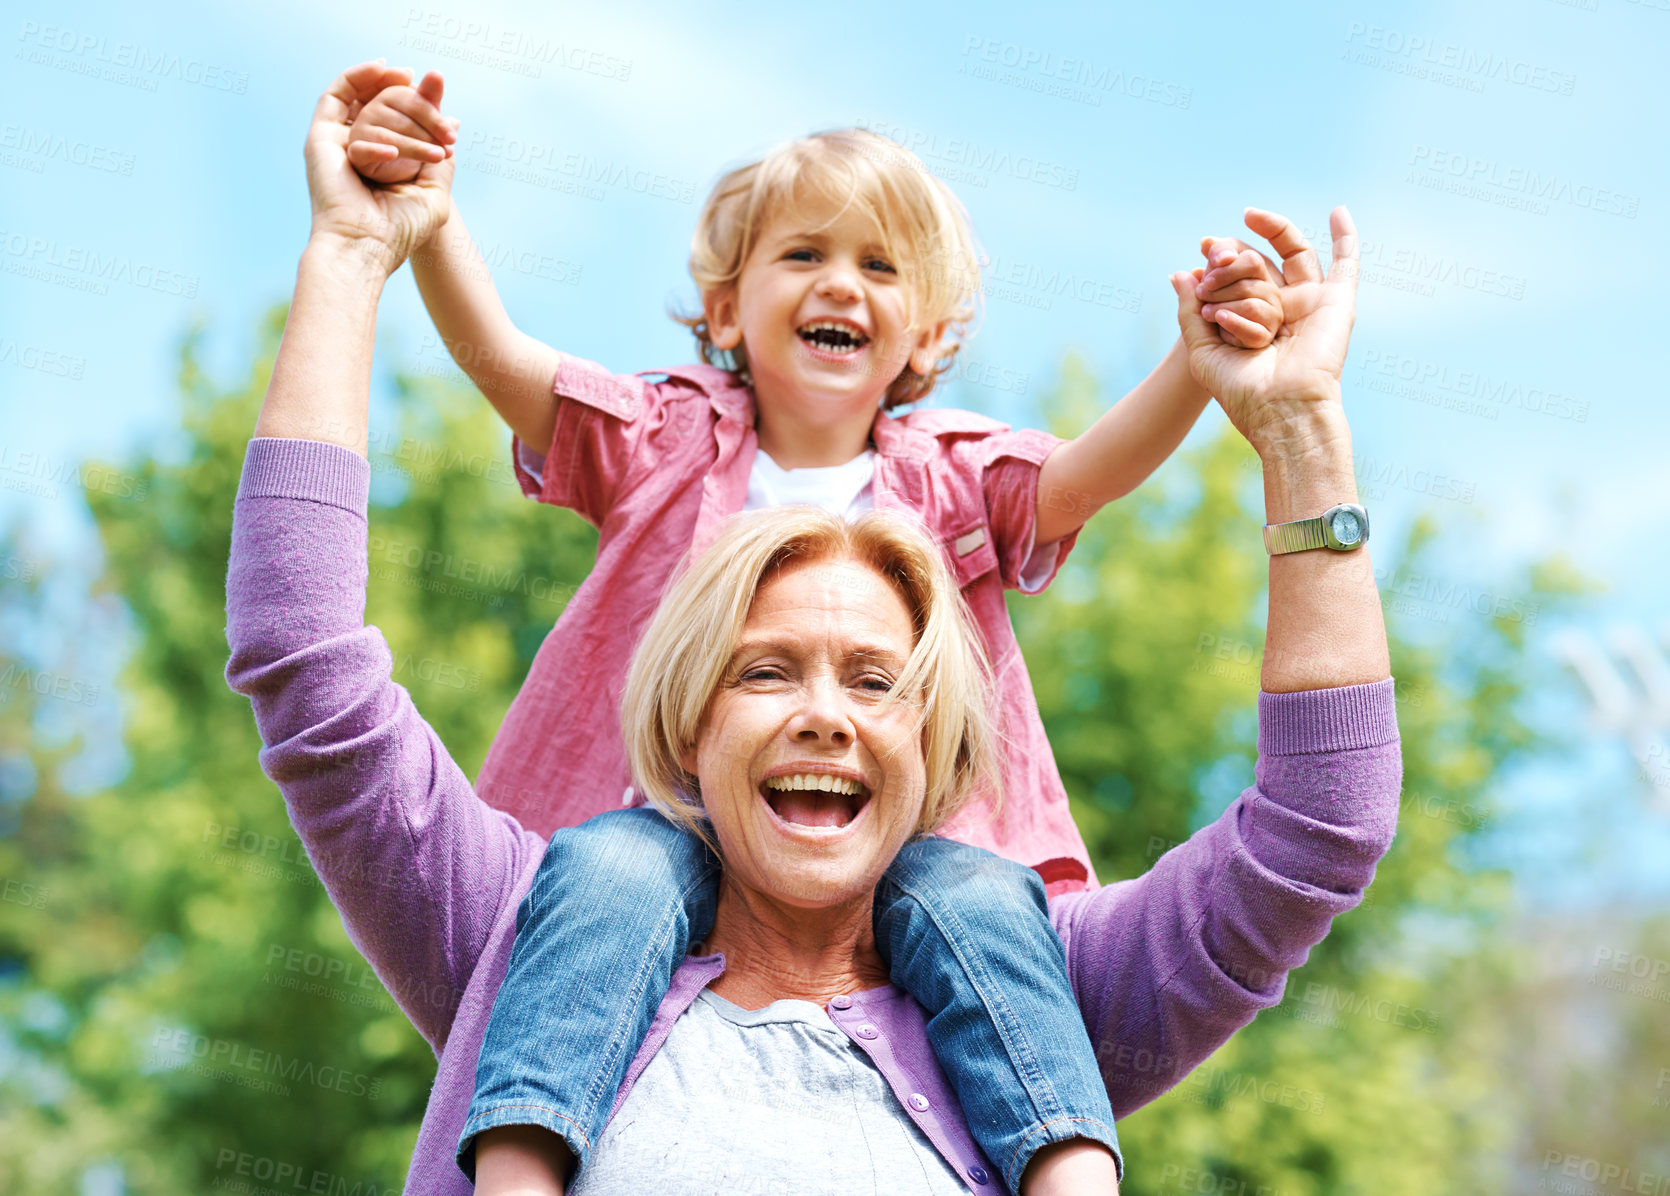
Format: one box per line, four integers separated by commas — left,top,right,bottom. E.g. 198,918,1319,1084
634,363,740,395
886,404,1014,443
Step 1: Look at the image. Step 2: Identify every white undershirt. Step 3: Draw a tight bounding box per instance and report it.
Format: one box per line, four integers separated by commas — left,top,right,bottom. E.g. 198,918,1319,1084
743,448,877,516
744,448,1060,593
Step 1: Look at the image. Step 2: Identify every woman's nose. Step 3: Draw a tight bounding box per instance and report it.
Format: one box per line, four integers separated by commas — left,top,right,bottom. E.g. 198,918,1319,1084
787,678,855,747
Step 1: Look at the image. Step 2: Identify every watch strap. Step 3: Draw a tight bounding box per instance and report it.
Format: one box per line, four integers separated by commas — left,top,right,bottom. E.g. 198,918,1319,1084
1263,517,1329,554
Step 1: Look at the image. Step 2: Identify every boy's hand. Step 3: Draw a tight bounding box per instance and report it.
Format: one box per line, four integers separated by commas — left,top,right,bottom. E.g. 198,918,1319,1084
1194,211,1287,349
346,69,458,185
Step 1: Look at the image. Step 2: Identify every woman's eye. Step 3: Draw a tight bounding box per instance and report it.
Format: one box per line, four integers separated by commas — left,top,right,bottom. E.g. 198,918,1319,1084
857,675,894,693
741,667,784,682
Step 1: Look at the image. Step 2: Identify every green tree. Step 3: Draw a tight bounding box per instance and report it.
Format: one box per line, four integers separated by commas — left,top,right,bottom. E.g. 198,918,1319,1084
0,306,597,1192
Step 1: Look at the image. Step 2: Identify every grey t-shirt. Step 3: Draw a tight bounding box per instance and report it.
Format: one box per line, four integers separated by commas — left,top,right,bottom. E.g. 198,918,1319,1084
569,989,969,1196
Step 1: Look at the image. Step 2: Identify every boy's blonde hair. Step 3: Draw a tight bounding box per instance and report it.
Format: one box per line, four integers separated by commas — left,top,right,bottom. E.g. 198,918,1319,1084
622,506,1001,846
673,128,985,410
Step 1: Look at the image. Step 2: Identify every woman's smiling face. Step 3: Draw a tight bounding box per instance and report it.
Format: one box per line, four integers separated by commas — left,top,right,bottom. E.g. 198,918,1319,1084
681,554,927,911
705,192,946,427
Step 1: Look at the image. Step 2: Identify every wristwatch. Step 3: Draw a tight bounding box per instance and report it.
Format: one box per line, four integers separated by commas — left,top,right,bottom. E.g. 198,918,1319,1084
1263,503,1369,555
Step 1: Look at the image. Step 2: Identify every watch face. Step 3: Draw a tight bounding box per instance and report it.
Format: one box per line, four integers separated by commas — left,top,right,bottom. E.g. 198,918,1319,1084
1330,509,1362,545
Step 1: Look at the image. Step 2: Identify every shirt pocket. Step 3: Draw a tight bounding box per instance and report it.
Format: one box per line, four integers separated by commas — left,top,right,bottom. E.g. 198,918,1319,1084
941,518,998,589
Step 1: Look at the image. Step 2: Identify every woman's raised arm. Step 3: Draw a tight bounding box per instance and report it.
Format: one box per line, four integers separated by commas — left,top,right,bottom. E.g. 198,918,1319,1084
226,66,544,1050
1052,210,1401,1114
1174,206,1390,693
255,60,455,455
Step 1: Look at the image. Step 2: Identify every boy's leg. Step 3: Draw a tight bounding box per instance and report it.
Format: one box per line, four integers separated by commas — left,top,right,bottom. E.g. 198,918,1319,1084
875,837,1120,1195
459,807,721,1180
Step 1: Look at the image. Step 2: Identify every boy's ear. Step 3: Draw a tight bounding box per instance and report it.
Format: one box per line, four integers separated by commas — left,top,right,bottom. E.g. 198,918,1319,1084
706,285,743,351
907,319,950,377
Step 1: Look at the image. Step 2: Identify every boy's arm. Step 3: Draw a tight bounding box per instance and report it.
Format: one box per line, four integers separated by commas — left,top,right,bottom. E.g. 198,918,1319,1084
409,197,563,451
1034,336,1208,547
1034,229,1286,547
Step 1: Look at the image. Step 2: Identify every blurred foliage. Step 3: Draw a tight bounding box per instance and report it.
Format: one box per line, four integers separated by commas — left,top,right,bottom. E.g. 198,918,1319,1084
0,325,1660,1193
0,308,596,1193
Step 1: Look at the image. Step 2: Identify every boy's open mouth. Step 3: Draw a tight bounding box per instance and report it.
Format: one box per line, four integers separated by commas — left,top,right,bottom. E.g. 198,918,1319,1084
796,319,870,355
761,772,873,828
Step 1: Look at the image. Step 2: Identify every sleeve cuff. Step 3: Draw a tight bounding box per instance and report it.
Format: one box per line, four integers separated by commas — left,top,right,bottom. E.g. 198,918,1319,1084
1257,677,1400,756
1015,538,1063,594
238,437,370,515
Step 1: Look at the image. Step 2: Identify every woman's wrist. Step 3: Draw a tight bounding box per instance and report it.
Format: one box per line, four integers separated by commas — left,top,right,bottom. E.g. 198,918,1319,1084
302,230,399,291
1251,390,1358,524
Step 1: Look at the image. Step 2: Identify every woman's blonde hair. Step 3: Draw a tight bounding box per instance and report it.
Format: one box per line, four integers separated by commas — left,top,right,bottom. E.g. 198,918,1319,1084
672,128,986,410
622,506,1000,845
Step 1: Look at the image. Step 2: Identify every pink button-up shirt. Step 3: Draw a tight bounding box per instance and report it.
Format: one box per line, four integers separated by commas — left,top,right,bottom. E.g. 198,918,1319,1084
482,354,1095,893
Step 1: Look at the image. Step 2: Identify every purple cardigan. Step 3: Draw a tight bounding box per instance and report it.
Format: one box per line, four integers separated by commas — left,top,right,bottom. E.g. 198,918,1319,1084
224,438,1402,1195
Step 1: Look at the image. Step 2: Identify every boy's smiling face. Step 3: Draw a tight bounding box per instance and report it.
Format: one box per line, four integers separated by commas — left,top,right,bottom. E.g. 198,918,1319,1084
705,192,947,442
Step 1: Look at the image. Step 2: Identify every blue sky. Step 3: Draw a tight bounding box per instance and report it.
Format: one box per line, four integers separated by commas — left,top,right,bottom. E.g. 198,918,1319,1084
2,0,1666,903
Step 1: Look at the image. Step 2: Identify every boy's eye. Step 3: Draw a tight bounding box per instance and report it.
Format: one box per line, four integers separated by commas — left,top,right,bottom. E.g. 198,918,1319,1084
865,258,896,274
784,249,818,262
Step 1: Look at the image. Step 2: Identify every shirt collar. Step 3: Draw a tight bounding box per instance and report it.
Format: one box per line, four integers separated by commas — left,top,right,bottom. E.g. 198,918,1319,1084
645,365,941,463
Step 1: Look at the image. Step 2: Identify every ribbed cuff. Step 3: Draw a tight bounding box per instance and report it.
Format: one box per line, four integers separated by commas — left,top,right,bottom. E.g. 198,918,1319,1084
238,437,370,515
1257,677,1399,756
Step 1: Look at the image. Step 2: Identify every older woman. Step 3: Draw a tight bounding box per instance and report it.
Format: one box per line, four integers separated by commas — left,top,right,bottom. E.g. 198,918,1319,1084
227,63,1401,1196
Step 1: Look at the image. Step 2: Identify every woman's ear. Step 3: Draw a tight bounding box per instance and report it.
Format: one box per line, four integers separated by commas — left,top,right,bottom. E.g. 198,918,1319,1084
908,319,950,377
707,285,743,351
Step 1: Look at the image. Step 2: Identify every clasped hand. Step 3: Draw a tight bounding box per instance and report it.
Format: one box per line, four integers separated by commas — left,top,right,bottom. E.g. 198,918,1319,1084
1178,207,1362,462
303,61,456,276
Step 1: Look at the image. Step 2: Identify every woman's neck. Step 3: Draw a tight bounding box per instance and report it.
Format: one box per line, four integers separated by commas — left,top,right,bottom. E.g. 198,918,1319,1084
700,875,890,1010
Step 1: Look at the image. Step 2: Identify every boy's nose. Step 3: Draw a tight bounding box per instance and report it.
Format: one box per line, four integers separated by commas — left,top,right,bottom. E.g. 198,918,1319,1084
815,265,863,303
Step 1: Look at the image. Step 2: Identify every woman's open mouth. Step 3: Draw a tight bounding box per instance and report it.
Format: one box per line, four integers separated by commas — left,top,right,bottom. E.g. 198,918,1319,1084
796,319,870,357
760,772,873,829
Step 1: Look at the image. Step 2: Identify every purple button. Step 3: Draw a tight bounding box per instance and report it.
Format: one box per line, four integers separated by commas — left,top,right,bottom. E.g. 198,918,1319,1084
969,1166,990,1185
908,1093,930,1112
855,1023,878,1039
830,995,853,1010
